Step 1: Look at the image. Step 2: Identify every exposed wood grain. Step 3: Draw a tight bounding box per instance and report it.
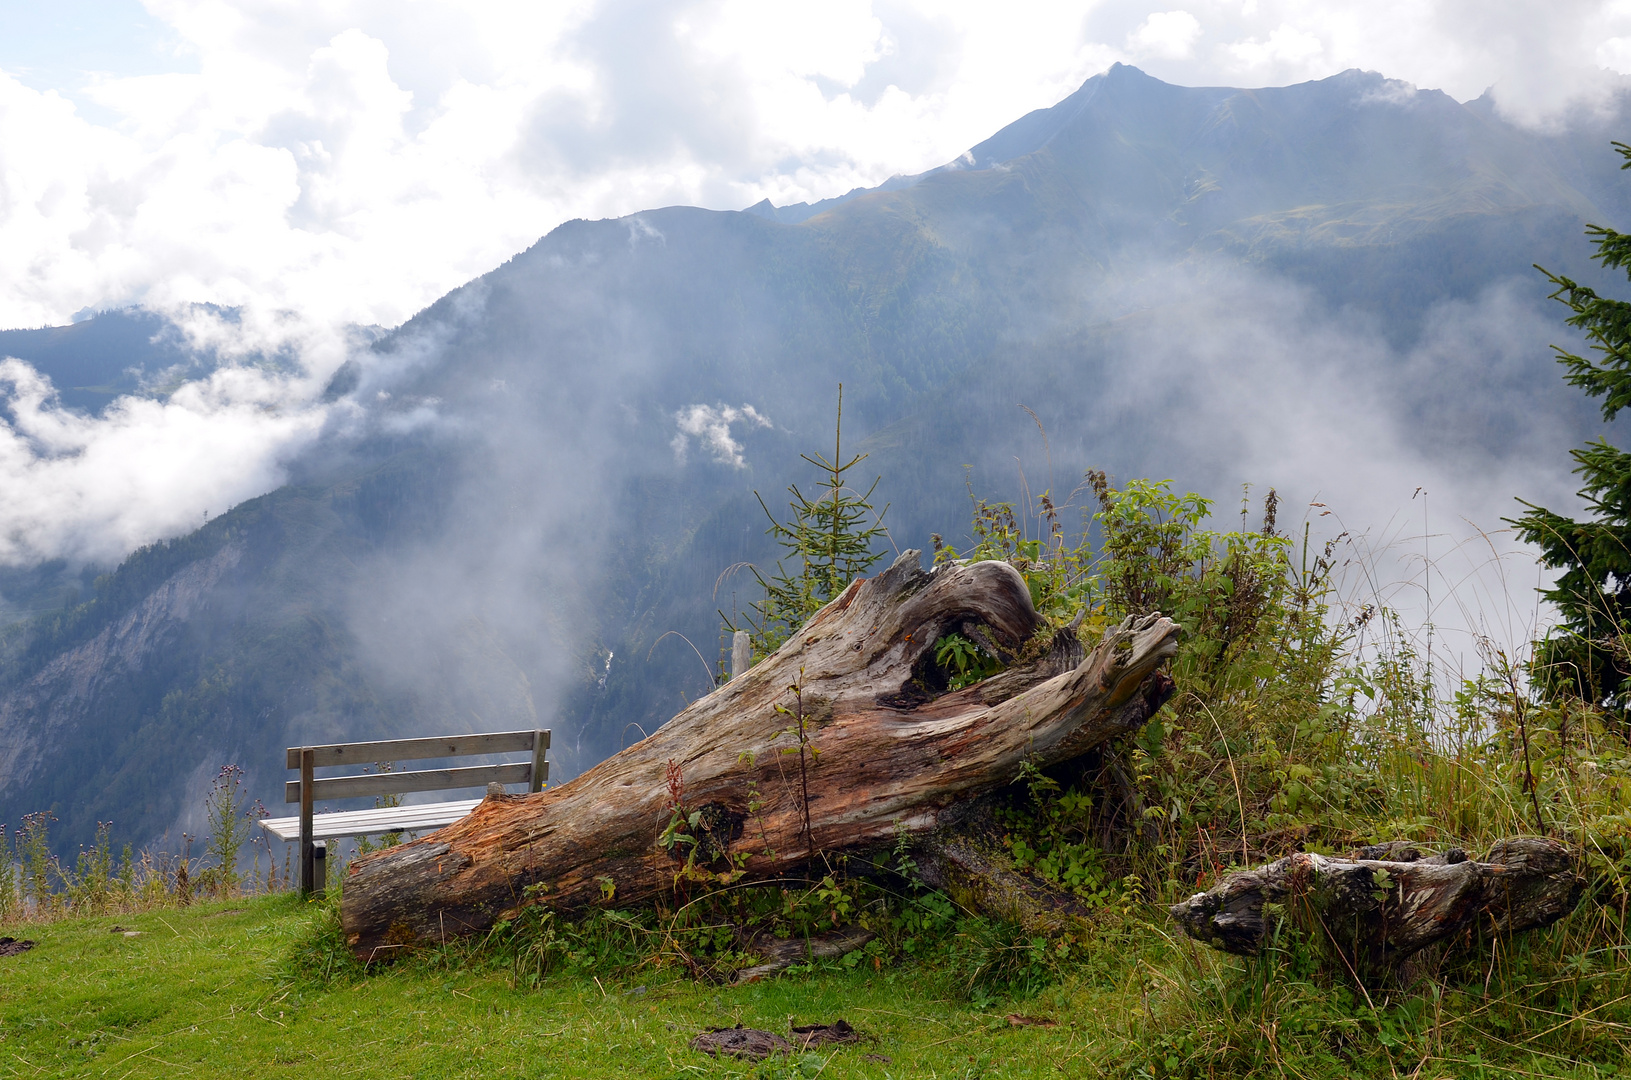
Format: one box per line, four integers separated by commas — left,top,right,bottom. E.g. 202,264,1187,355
340,550,1180,960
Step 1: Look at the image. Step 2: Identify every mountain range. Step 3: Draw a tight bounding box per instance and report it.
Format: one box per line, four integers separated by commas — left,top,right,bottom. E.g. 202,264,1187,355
1,63,1626,855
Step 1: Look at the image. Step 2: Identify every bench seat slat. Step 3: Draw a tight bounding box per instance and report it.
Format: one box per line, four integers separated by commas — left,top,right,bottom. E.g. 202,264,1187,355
259,799,484,842
284,762,531,803
285,730,540,769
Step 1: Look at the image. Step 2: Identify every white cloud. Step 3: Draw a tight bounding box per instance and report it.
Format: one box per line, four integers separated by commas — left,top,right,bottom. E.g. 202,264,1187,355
1129,11,1203,60
0,356,327,565
672,403,771,468
0,0,1629,571
1227,23,1324,69
4,1,1629,341
0,1,1121,336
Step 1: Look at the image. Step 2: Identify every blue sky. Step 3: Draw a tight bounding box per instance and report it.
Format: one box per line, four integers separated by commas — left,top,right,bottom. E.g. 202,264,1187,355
0,0,191,92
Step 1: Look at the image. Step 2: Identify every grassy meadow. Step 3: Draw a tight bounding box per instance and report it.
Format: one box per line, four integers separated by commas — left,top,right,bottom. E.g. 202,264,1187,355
9,477,1631,1078
3,877,1631,1080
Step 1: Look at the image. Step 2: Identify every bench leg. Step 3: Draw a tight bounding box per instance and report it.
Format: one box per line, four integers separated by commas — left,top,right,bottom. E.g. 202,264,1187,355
312,841,327,900
299,746,315,896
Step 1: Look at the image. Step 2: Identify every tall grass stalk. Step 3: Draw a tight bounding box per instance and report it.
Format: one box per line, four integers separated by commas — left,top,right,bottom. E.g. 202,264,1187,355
0,825,16,922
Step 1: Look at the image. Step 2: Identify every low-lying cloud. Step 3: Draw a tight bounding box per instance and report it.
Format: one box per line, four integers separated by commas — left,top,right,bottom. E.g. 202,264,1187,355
0,355,329,566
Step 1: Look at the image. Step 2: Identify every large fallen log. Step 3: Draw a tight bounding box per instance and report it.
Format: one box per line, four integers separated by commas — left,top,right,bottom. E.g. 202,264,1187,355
341,550,1179,959
1169,838,1585,976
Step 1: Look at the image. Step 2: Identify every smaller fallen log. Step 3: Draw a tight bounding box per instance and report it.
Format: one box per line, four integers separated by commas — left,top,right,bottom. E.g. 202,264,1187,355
733,926,876,982
1169,838,1584,976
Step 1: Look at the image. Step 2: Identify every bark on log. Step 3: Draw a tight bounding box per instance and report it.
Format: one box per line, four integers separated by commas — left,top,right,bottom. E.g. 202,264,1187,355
340,550,1180,960
1169,838,1584,974
733,926,877,983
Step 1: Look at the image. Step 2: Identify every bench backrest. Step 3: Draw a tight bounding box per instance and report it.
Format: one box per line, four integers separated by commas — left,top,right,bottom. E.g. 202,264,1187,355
284,729,551,804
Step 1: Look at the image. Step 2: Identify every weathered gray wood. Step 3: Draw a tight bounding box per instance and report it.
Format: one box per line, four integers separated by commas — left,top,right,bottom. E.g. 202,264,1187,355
285,762,531,804
1170,837,1585,975
280,729,548,887
260,799,485,842
731,630,751,680
285,730,540,770
299,747,315,896
733,926,876,982
341,550,1180,960
529,730,550,794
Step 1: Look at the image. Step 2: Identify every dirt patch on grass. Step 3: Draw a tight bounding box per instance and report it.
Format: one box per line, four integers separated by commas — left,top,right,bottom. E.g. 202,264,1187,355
0,937,36,958
691,1025,790,1060
792,1020,862,1048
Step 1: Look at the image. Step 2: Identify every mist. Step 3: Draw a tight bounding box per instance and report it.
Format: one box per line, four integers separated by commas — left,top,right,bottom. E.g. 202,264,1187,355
5,58,1631,858
267,248,1604,813
1077,263,1597,673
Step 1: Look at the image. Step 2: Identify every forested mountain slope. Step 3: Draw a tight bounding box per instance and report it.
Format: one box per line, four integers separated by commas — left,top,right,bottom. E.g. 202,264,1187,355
1,64,1626,853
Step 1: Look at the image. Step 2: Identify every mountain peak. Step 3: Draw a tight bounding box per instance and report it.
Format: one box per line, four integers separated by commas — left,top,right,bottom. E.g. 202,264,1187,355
1103,61,1155,80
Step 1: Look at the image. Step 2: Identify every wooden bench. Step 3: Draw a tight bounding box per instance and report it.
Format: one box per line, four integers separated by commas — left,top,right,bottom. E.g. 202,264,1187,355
258,728,550,895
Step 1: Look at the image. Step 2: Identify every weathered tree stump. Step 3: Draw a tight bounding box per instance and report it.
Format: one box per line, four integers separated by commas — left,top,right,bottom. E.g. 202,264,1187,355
340,550,1179,960
1170,837,1585,974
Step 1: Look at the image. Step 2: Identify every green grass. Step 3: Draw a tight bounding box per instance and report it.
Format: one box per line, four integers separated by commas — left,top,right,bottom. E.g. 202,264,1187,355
15,478,1631,1079
0,895,1107,1080
6,890,1631,1079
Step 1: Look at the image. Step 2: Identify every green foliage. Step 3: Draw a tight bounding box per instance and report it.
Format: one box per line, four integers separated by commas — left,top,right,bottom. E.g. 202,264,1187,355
0,763,290,926
0,826,15,922
733,387,889,658
200,764,252,897
1513,142,1631,712
999,761,1123,907
62,822,118,914
935,483,1095,621
1532,143,1631,422
935,460,1631,1074
279,892,367,988
920,471,1361,915
18,811,55,915
942,917,1062,1007
934,632,1003,689
16,886,1631,1079
1512,438,1631,710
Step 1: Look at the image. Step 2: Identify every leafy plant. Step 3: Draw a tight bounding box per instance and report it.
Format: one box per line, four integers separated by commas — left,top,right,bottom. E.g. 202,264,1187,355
934,632,1003,689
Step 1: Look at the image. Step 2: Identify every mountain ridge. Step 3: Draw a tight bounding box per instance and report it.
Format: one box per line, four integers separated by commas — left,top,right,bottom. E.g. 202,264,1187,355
1,64,1626,855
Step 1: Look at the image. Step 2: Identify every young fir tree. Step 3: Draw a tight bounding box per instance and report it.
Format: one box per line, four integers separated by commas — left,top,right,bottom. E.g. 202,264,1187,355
736,386,889,658
1511,141,1631,710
